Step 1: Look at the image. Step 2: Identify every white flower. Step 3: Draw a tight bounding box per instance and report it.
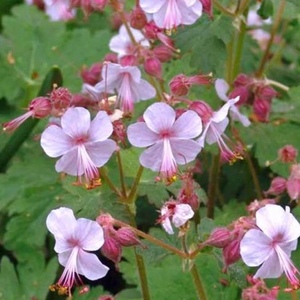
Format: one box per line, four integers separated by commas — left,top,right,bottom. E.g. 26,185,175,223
240,204,300,286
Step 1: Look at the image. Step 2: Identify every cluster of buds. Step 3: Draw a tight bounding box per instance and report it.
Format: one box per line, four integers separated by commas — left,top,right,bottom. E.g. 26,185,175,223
69,0,109,18
265,145,300,201
242,276,279,300
229,74,278,122
96,214,142,266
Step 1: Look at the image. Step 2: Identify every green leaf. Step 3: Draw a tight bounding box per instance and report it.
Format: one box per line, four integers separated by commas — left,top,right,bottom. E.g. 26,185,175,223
258,0,274,20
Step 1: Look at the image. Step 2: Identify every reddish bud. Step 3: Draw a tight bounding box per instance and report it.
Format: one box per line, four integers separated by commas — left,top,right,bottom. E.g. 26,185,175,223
29,96,52,118
116,227,140,247
98,295,115,300
104,53,118,63
96,213,114,227
81,62,103,85
287,178,300,200
253,98,271,122
92,0,108,11
130,6,147,29
278,145,298,163
153,45,173,62
205,228,232,248
200,0,213,18
189,101,213,124
169,74,190,96
256,84,277,102
265,177,287,195
222,239,241,267
144,57,162,79
233,73,252,87
112,120,127,144
144,21,160,40
120,55,137,66
50,87,72,110
229,86,252,106
101,231,122,264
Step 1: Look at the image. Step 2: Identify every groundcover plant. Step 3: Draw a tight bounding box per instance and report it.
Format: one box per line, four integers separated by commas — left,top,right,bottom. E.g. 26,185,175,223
1,0,300,299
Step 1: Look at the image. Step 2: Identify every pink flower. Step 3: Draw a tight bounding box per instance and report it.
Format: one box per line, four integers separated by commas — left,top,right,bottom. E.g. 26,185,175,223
140,0,203,31
44,0,76,21
84,63,156,113
41,107,116,189
159,201,194,234
215,78,251,127
127,102,202,181
46,207,109,295
240,204,300,287
109,24,150,58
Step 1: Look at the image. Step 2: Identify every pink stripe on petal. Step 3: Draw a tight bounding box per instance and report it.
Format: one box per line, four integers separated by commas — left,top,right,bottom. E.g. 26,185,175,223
160,139,177,177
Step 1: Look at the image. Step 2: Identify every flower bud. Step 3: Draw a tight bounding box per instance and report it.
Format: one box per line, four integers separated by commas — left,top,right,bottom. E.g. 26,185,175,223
81,62,102,85
278,145,298,163
153,45,173,62
144,57,162,79
29,96,52,118
265,177,287,195
189,101,213,124
101,233,122,264
169,74,190,96
130,6,147,29
287,178,300,200
201,0,213,18
229,86,251,106
204,227,232,248
253,98,271,122
223,239,241,267
116,227,141,247
50,87,72,110
92,0,108,11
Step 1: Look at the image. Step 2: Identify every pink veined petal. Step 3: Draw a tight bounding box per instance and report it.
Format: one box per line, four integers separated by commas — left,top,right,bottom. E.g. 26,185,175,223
212,97,239,123
139,0,165,14
171,139,201,165
77,249,109,280
160,139,177,177
177,0,202,25
139,141,164,171
240,229,274,267
143,102,175,134
127,122,160,147
55,147,81,176
254,250,283,279
256,204,300,243
117,73,135,111
153,0,182,30
215,78,229,101
133,78,156,100
84,140,117,167
41,125,74,158
74,218,104,251
61,107,91,139
197,122,211,148
46,207,77,253
172,110,202,139
88,111,113,142
162,217,174,234
205,118,229,145
184,0,197,6
173,204,194,227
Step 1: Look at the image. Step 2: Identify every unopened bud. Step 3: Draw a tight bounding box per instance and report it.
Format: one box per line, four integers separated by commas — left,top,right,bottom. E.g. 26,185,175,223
153,45,173,62
29,96,52,118
116,227,140,247
169,74,190,96
287,178,300,200
81,62,102,85
144,57,162,79
189,101,213,124
101,234,122,264
278,145,298,163
253,98,271,122
201,0,213,18
222,239,241,267
265,177,287,195
50,87,72,110
205,227,232,248
130,6,147,29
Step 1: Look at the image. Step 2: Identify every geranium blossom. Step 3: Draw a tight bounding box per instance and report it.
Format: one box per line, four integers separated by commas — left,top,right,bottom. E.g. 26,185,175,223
240,204,300,287
215,79,251,127
41,107,116,189
84,63,156,112
46,207,109,295
109,24,150,58
159,201,194,234
127,102,202,181
140,0,203,31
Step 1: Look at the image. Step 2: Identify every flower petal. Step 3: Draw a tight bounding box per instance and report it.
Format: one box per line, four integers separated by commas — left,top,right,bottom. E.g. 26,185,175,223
172,110,202,139
46,207,76,253
256,204,300,243
133,78,156,100
75,218,104,251
127,122,160,147
215,78,229,101
85,140,116,167
205,118,229,145
212,97,239,123
61,107,91,139
139,142,164,171
162,217,174,234
41,125,74,158
139,0,165,14
77,250,109,280
173,204,194,227
143,103,175,134
171,139,201,164
89,111,113,142
240,228,273,267
55,148,82,176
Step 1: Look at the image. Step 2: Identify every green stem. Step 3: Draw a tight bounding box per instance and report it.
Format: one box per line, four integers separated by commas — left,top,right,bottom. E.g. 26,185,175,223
213,0,235,17
226,39,234,83
116,151,127,197
207,154,220,219
127,165,144,203
113,219,187,259
99,167,121,196
190,264,208,300
256,0,286,78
